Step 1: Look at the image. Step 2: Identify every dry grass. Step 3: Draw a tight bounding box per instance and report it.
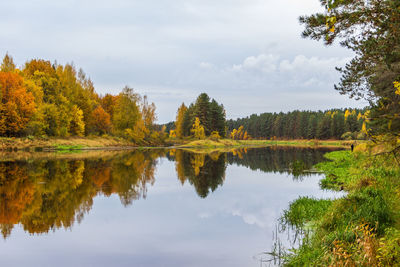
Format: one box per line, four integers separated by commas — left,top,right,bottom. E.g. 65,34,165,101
0,150,130,162
0,136,134,151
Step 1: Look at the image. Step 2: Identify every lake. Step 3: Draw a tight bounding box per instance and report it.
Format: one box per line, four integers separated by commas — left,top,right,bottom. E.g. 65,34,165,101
0,147,343,267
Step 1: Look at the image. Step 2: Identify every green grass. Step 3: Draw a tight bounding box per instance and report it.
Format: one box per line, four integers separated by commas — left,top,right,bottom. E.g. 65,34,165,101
281,197,333,231
282,150,400,266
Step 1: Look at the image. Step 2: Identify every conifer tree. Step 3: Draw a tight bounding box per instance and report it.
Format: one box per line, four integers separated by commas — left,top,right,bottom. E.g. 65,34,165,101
193,93,211,135
300,0,400,141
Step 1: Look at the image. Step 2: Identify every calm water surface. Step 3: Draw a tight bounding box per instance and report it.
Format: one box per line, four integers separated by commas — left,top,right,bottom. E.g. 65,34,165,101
0,147,343,267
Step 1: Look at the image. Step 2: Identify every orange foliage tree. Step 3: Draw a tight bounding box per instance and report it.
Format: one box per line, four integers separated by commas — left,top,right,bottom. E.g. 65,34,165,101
0,72,36,136
91,105,112,134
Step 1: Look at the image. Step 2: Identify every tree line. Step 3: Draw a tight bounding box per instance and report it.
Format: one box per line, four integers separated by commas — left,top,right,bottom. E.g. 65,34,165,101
0,54,165,145
227,109,368,140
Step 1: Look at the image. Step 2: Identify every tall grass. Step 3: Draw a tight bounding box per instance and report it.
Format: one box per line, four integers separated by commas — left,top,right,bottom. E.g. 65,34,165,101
282,150,400,266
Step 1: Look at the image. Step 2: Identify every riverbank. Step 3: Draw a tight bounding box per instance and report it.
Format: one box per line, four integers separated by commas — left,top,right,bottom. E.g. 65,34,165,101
1,136,357,152
174,139,356,149
0,136,138,151
282,148,400,266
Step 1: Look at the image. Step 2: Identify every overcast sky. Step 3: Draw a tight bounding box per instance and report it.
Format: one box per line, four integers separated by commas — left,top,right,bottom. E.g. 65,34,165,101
0,0,367,123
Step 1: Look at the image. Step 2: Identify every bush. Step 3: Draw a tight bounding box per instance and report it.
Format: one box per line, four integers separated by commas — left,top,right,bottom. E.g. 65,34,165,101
341,131,354,140
209,131,221,141
356,131,367,140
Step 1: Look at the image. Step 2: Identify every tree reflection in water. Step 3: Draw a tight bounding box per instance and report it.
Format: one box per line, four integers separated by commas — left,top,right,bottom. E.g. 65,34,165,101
226,146,340,180
0,146,338,239
0,150,165,239
167,150,227,198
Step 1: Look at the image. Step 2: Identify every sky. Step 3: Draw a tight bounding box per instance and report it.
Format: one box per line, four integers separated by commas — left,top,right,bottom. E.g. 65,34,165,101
0,0,367,123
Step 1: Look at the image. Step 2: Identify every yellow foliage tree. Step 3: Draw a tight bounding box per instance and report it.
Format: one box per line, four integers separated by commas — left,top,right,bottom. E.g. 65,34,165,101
141,95,157,129
243,131,248,140
362,122,367,133
344,109,351,120
125,118,149,144
394,81,400,95
230,126,250,140
69,105,85,136
169,130,177,138
230,129,238,139
0,53,16,72
175,103,187,138
191,117,205,139
209,131,221,141
237,126,244,139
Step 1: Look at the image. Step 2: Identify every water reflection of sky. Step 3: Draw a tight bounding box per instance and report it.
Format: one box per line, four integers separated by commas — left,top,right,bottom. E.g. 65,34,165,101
0,154,343,267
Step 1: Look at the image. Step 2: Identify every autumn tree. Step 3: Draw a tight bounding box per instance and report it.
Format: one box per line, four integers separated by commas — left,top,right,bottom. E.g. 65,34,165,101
69,105,85,136
101,94,118,119
191,117,205,139
169,129,177,138
141,95,157,130
91,106,112,134
175,103,187,138
22,59,70,136
0,54,160,144
112,86,141,134
1,54,16,72
0,72,36,136
22,59,60,103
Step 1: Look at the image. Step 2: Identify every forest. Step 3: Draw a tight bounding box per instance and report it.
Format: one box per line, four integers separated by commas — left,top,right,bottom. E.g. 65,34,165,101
0,54,165,145
227,109,368,140
0,53,371,145
168,94,367,141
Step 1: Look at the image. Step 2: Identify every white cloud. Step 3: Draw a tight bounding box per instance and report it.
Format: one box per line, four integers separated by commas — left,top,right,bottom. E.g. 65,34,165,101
231,209,271,229
232,54,279,73
279,55,350,73
199,62,214,69
230,53,349,77
0,0,364,123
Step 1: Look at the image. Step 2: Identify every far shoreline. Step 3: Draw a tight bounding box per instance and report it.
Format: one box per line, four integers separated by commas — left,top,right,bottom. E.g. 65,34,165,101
0,136,358,152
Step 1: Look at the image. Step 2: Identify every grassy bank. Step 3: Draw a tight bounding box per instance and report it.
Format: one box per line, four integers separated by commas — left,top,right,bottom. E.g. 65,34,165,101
282,150,400,266
0,136,137,151
174,138,357,149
